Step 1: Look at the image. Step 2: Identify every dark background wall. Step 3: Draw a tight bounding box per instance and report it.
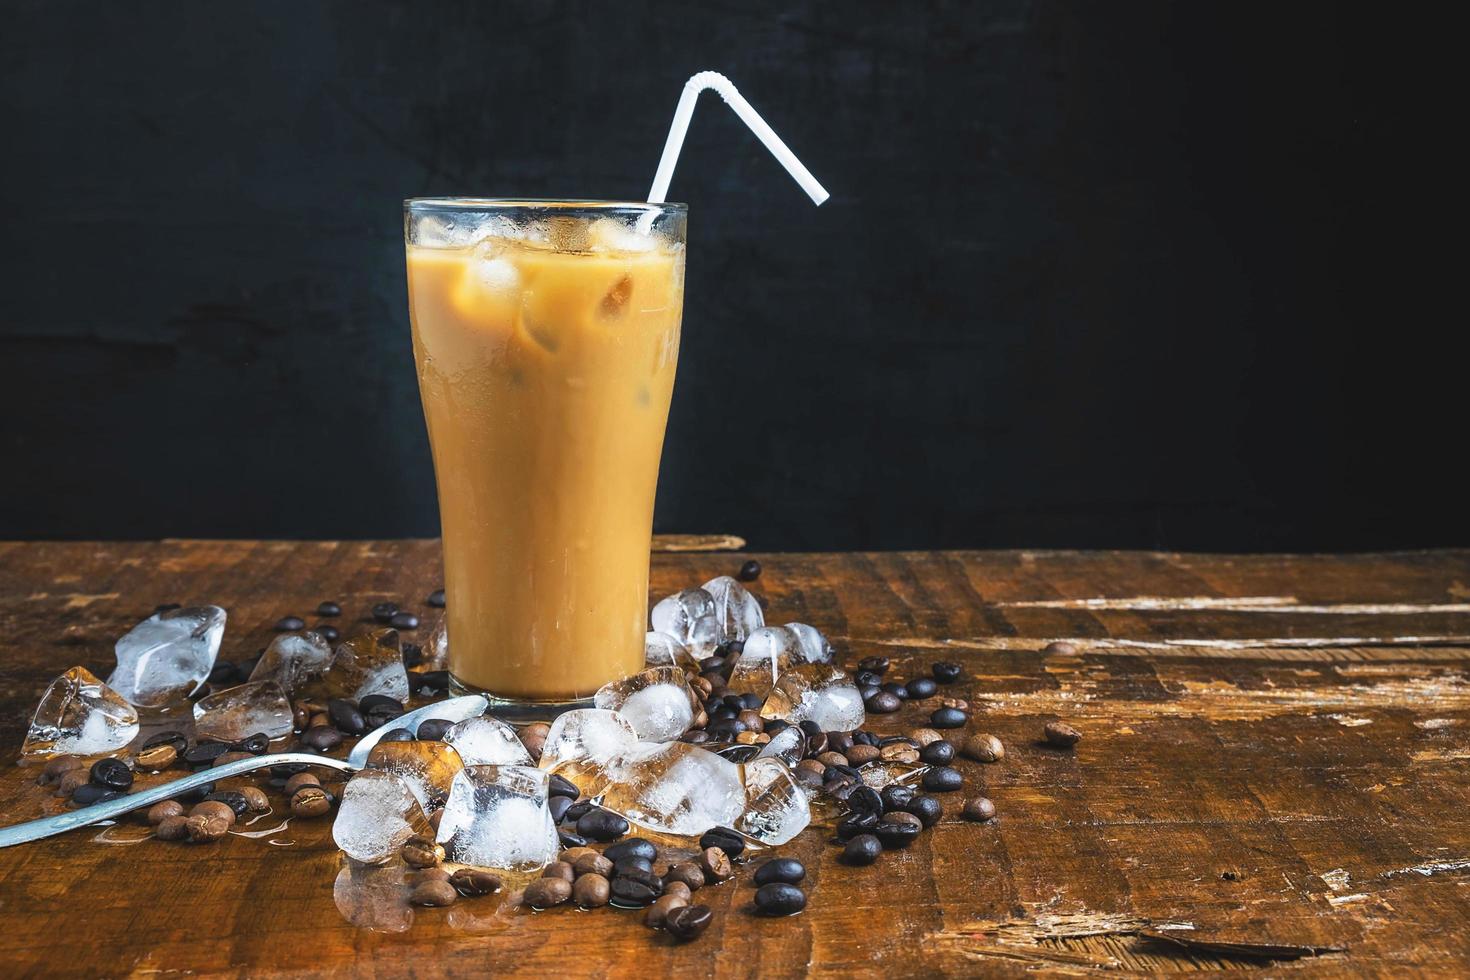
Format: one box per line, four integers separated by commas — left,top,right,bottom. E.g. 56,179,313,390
1,1,1460,551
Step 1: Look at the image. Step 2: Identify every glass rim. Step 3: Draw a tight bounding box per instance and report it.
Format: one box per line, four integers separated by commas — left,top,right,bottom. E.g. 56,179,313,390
404,197,687,213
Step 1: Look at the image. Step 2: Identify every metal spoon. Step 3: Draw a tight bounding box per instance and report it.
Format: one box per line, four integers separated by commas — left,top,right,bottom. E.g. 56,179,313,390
0,694,490,848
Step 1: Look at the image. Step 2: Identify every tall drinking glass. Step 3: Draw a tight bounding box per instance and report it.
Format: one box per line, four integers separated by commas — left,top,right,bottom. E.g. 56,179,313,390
403,200,687,719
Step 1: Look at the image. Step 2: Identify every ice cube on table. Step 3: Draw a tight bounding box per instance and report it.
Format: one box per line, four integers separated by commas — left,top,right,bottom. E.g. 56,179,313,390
644,631,698,671
422,615,449,670
436,764,560,871
310,629,410,703
759,663,866,733
736,757,811,845
192,680,294,742
702,576,765,643
754,725,806,768
600,742,746,837
538,707,639,797
332,770,426,865
593,666,696,742
22,666,140,760
249,630,333,694
725,626,801,698
333,862,413,934
686,613,722,659
783,622,834,664
107,605,226,707
650,588,715,649
444,715,532,766
366,740,465,811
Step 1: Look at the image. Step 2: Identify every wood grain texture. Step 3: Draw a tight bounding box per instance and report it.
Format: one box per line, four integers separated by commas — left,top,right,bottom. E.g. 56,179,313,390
2,542,1469,977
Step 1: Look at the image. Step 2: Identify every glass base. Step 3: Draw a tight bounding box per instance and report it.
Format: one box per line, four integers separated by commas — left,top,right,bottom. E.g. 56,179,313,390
449,674,595,725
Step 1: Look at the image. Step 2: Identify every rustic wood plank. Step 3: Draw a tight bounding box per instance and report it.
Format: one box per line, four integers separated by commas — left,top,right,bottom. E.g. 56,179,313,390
0,543,1467,976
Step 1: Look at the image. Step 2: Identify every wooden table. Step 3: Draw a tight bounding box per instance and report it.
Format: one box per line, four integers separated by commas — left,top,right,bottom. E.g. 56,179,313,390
1,541,1468,977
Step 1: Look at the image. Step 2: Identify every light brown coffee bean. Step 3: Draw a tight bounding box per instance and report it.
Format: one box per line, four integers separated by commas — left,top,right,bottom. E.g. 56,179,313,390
147,800,185,825
134,744,178,770
939,696,969,710
542,860,575,883
880,744,920,764
666,861,705,890
291,785,332,817
56,769,90,798
646,893,689,928
560,845,598,864
523,877,572,908
962,733,1005,763
1043,641,1078,656
39,756,86,786
963,797,997,822
735,730,760,745
449,868,502,896
284,772,320,795
663,880,692,902
886,811,923,829
795,759,826,777
416,867,452,883
154,815,191,840
185,813,230,843
519,722,551,761
572,872,610,908
844,744,881,765
816,751,849,768
240,786,270,813
292,701,311,731
692,709,709,730
736,710,764,733
690,676,713,698
573,853,614,878
410,879,458,907
908,728,944,747
190,800,237,827
1044,721,1081,748
699,846,732,882
402,835,444,868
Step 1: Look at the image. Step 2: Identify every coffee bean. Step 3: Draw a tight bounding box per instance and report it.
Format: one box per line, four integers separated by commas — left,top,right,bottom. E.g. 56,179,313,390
235,732,271,755
371,602,398,624
542,860,576,883
412,670,450,694
919,740,955,765
316,624,341,643
737,559,762,582
548,795,573,824
1044,721,1082,748
182,741,230,767
852,731,879,747
154,814,190,840
284,772,320,795
905,728,941,747
146,800,184,824
873,820,921,849
403,878,455,907
416,867,452,884
272,760,312,778
558,831,588,849
613,857,653,877
190,800,237,826
699,826,745,859
663,880,692,902
754,882,806,916
879,743,920,764
317,601,342,617
412,717,449,741
962,733,1005,763
203,791,249,817
450,868,502,896
886,811,923,830
240,786,270,812
572,873,610,908
519,722,550,761
132,744,176,772
699,846,733,882
865,691,902,714
836,812,879,841
389,612,420,630
843,833,883,865
1042,641,1078,657
181,813,228,842
963,797,997,822
403,835,444,868
577,808,628,842
610,874,660,907
930,707,968,729
646,893,690,928
378,727,414,743
274,616,305,632
548,774,580,799
573,853,614,878
857,656,890,675
826,763,862,784
880,784,916,811
880,681,910,700
427,589,447,608
847,786,884,816
922,766,964,792
357,694,403,715
665,903,713,942
89,757,133,790
753,858,805,885
906,677,938,699
302,726,342,751
805,731,829,756
932,661,962,683
906,794,944,828
38,756,85,786
71,784,124,806
839,744,876,766
564,800,593,823
816,751,849,768
666,861,705,890
853,670,883,689
291,785,332,817
208,662,239,686
736,709,764,733
174,781,216,805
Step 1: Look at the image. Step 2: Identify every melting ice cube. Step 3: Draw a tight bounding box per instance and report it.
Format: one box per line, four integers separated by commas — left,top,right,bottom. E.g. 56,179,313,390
332,770,426,865
366,740,465,811
651,588,713,643
443,715,532,767
736,757,811,845
783,622,834,664
192,680,294,742
702,576,764,643
422,615,449,670
644,631,697,671
759,663,865,733
312,629,410,703
726,626,801,698
249,630,333,694
754,725,806,768
593,666,696,742
107,605,226,707
22,666,140,760
436,765,560,871
599,742,746,837
333,862,414,934
538,708,639,797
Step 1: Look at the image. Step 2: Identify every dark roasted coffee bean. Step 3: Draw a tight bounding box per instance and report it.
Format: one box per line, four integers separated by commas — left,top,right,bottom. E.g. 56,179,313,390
326,698,366,734
847,786,884,816
415,718,452,741
920,740,956,765
725,639,745,657
317,601,342,617
737,559,762,581
906,794,944,827
235,732,271,754
548,774,579,799
378,727,414,743
291,785,333,817
704,718,745,741
427,589,447,608
857,656,890,675
613,857,653,878
906,677,938,699
865,691,902,714
798,720,821,737
753,858,805,885
826,731,853,752
371,602,398,623
302,725,343,751
665,903,713,941
853,670,883,688
89,757,133,790
754,882,806,916
720,694,745,711
836,812,879,841
849,834,887,868
930,706,968,729
564,800,594,823
358,694,403,715
826,763,862,784
314,623,340,643
270,762,311,778
599,838,653,865
558,831,588,848
881,681,910,700
171,780,216,805
183,741,230,767
143,730,189,754
610,872,661,907
763,718,790,736
207,661,238,686
922,766,964,792
400,643,423,667
880,784,916,812
1044,721,1082,748
853,731,879,747
205,790,250,817
389,611,419,630
711,705,738,721
859,682,881,700
873,819,921,849
699,827,745,859
963,797,997,822
274,616,305,631
738,692,763,711
577,808,628,842
548,795,574,824
364,707,404,730
932,661,962,682
72,784,124,806
410,879,457,907
451,868,502,896
411,670,450,694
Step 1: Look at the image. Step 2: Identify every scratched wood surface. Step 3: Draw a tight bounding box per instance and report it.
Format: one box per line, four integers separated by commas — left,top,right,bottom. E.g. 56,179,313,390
1,541,1468,978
